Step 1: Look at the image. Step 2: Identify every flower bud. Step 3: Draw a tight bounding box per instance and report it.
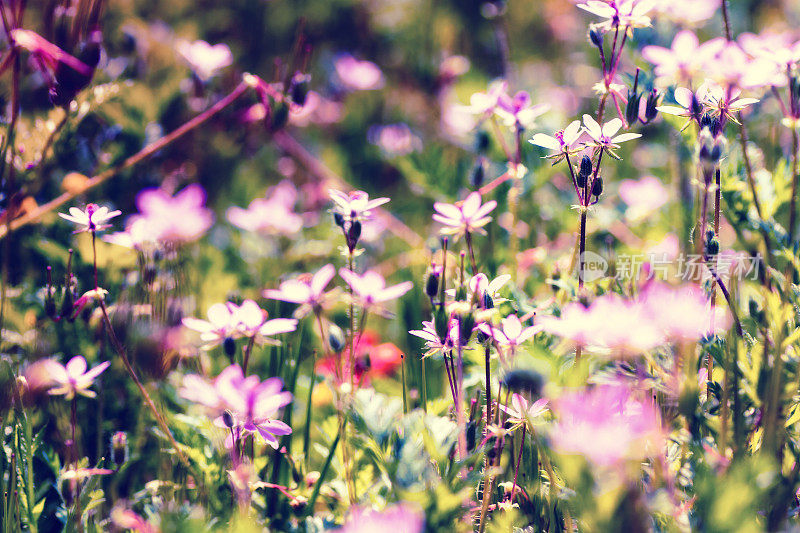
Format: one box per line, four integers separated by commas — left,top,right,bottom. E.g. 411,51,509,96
589,27,603,48
482,292,494,309
333,212,345,228
470,158,486,189
645,89,659,122
458,313,475,345
577,155,592,188
222,409,235,428
290,495,308,514
502,368,544,396
270,101,289,131
290,73,310,107
434,307,449,340
625,91,641,127
328,324,346,353
223,337,237,360
705,230,719,256
425,271,440,299
346,220,362,251
475,130,490,153
111,431,128,466
591,176,603,197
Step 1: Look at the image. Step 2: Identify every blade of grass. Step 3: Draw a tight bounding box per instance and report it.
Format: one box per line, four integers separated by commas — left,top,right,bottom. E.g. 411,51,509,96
305,432,341,517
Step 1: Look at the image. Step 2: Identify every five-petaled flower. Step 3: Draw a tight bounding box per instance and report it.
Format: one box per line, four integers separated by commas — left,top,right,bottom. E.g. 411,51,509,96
59,203,121,233
339,269,413,314
47,356,110,400
582,115,641,150
529,120,583,160
330,189,390,223
180,364,293,449
263,264,337,318
182,300,298,350
432,191,497,238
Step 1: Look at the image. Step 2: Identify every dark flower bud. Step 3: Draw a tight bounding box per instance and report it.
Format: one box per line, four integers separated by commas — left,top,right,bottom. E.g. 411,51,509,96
502,368,544,396
483,292,494,309
223,337,237,359
328,324,346,353
434,307,449,339
222,409,235,428
645,89,659,122
591,176,604,197
625,92,641,127
748,298,765,325
690,94,703,118
589,27,603,49
458,313,475,345
346,220,362,251
475,130,490,153
476,330,489,343
466,420,478,452
577,155,592,188
270,101,289,131
705,232,719,256
59,288,74,321
290,73,310,106
425,271,440,299
111,431,128,466
710,143,722,162
470,158,486,189
333,212,345,228
455,285,467,302
290,495,308,514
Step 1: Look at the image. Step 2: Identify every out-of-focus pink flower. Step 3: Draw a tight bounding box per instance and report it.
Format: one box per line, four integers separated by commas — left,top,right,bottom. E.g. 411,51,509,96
182,300,297,350
466,80,509,117
639,281,730,340
339,269,413,312
618,175,667,221
264,264,337,318
47,356,110,400
176,39,232,81
334,54,384,91
181,364,292,449
368,123,422,156
59,203,121,233
541,294,663,355
582,115,640,149
479,314,542,351
227,180,304,236
641,30,709,84
551,383,663,467
111,505,157,533
288,91,344,127
127,184,214,244
651,0,718,24
432,191,497,238
339,503,425,533
495,90,550,129
330,189,390,223
645,233,680,260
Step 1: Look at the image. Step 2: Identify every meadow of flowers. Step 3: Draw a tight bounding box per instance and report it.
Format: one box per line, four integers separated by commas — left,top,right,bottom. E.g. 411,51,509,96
4,0,800,531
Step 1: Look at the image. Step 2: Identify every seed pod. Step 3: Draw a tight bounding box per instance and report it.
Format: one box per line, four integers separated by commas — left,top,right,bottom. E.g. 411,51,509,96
434,307,449,339
482,292,494,309
458,313,475,345
475,130,490,153
270,101,289,131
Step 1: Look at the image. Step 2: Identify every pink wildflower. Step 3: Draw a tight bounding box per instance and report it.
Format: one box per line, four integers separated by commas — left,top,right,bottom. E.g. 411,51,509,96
131,184,214,243
59,203,121,233
330,189,390,223
339,269,413,312
339,503,425,533
334,54,384,91
618,175,668,221
432,191,497,238
176,39,233,81
47,356,110,400
263,264,337,318
227,180,304,235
